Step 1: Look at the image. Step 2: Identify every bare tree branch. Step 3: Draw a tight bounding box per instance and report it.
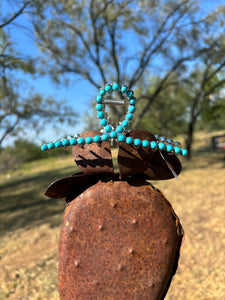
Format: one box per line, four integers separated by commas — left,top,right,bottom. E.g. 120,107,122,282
0,1,30,28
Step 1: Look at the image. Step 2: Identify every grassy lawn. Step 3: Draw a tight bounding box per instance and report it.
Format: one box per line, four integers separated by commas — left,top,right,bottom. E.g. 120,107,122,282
0,132,224,299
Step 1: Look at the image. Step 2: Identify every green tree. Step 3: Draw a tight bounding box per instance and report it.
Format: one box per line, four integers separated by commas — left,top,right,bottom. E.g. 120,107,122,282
30,1,225,150
31,0,220,119
136,74,188,137
0,1,78,149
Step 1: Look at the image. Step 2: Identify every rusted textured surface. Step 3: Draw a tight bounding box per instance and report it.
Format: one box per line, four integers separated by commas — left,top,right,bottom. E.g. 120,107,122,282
144,150,182,180
72,130,114,176
118,129,157,179
58,179,183,300
45,172,112,202
118,129,181,180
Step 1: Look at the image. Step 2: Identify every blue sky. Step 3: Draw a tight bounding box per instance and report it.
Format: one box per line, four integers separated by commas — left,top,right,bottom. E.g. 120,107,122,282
1,0,224,146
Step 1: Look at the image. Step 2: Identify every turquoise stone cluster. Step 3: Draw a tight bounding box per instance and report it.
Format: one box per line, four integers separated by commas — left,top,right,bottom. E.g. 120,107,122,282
41,134,187,156
95,83,136,134
40,83,188,156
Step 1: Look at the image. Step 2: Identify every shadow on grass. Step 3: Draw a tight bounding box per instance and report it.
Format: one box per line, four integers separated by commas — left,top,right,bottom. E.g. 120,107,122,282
0,166,78,236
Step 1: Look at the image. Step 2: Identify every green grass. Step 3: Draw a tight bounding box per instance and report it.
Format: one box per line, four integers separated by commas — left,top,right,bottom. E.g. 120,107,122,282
0,132,224,299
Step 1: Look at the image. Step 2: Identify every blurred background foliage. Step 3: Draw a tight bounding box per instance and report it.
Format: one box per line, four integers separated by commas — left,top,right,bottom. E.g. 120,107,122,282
0,0,225,168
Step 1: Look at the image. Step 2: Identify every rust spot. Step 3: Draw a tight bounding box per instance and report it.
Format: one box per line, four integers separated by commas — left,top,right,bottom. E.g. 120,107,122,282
130,218,138,225
127,247,135,255
74,260,80,268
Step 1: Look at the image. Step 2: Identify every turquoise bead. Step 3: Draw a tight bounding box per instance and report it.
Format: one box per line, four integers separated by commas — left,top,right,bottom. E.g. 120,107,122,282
48,142,55,149
118,135,126,142
110,131,117,138
70,138,77,145
122,120,129,127
166,144,173,152
112,83,120,90
54,141,61,147
78,137,85,145
142,140,150,147
94,135,101,143
85,136,93,144
158,142,165,150
97,111,104,119
105,84,112,92
121,85,128,93
134,139,141,146
150,141,158,149
41,145,48,151
104,125,112,133
126,137,134,145
127,90,134,98
62,139,69,146
129,97,136,105
96,104,103,111
100,119,107,126
96,95,102,103
181,148,187,156
128,105,136,113
99,89,106,96
173,146,180,154
116,125,124,133
126,113,133,121
101,133,109,141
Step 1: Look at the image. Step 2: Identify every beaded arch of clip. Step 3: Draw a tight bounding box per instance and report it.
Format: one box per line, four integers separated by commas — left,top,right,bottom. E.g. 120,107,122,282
41,83,188,156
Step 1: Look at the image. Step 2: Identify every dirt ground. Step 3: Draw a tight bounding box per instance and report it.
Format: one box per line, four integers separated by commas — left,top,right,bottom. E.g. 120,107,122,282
0,135,225,299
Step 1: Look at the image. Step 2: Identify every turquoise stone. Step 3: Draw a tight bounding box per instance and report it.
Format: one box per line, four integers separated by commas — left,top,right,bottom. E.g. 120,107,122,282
62,139,69,146
150,141,158,149
41,145,48,151
55,141,62,147
158,142,165,150
122,120,129,127
166,144,173,152
97,112,104,119
134,139,141,146
128,106,136,113
96,95,102,103
78,137,85,145
127,90,134,98
110,131,117,138
173,146,180,154
120,85,128,93
96,104,103,111
105,84,112,92
129,97,136,105
142,140,150,147
100,119,107,126
70,138,77,145
85,137,93,144
94,135,101,143
126,137,134,145
112,83,120,90
125,113,133,121
101,133,109,141
47,142,55,149
99,89,106,96
104,125,112,133
116,125,124,133
118,135,126,142
181,148,187,156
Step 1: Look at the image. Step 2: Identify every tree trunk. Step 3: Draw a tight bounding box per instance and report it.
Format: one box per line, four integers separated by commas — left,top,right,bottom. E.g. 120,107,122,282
185,119,195,160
